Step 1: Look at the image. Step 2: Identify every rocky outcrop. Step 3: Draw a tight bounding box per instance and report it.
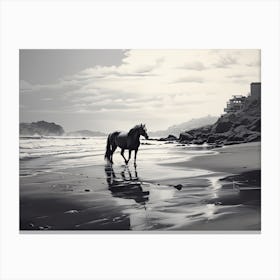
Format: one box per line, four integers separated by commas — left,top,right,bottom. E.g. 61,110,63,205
159,134,178,141
179,132,194,142
179,96,261,145
20,121,64,136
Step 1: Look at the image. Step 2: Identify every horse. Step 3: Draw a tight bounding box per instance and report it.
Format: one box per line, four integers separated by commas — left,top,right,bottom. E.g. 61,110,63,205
104,124,149,165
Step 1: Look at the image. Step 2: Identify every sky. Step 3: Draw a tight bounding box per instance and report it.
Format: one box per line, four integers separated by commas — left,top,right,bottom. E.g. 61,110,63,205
20,49,260,133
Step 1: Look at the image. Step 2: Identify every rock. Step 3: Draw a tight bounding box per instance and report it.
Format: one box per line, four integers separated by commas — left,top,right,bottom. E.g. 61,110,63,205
224,140,244,146
214,144,223,148
213,121,232,133
246,133,261,142
159,134,177,141
227,134,245,142
248,118,261,132
207,135,216,144
174,184,183,190
240,118,250,126
166,134,177,140
179,132,193,142
192,139,205,145
84,189,90,192
178,91,260,146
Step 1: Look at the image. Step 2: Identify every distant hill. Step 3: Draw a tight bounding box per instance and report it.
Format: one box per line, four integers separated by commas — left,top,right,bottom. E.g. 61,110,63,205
66,130,106,137
149,115,218,137
20,121,64,136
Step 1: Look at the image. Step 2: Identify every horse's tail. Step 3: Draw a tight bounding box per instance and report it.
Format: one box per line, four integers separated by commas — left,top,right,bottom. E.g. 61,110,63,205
104,134,111,160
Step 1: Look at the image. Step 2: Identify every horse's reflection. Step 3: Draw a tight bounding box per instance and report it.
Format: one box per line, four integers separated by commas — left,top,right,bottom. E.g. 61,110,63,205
104,164,149,205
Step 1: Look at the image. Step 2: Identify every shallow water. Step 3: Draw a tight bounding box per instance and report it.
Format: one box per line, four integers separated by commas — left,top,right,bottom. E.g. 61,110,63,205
20,137,260,231
20,136,216,177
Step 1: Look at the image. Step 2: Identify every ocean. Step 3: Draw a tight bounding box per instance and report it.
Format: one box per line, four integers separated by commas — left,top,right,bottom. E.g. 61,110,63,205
20,136,215,179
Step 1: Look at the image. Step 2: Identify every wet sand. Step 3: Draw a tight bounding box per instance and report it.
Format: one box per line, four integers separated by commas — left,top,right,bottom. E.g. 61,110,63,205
169,142,261,174
20,142,261,231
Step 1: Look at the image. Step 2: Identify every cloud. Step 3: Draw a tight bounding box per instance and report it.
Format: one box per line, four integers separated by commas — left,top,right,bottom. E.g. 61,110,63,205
173,76,204,83
179,61,206,71
227,74,245,79
213,55,238,68
20,49,261,131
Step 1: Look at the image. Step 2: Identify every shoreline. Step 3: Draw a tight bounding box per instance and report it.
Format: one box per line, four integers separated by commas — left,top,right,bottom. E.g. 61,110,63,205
166,142,261,174
20,141,261,231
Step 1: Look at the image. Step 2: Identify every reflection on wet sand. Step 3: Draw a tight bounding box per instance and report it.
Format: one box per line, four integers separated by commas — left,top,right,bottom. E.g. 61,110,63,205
104,164,150,205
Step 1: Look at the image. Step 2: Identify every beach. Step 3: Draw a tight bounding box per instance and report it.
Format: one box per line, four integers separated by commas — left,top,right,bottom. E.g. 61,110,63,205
20,137,261,231
171,142,261,174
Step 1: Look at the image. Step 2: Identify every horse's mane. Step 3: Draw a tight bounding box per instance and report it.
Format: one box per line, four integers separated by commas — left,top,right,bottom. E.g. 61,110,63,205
128,124,142,137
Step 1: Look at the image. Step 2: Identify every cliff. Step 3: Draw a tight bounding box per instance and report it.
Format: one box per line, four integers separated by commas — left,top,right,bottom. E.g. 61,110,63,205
179,95,261,145
20,121,65,136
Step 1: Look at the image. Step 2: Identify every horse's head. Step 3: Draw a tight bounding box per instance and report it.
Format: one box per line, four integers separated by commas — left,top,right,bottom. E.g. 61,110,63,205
139,124,149,139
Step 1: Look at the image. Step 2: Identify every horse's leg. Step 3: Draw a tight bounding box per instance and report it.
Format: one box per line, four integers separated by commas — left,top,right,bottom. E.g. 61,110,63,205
127,168,132,180
110,145,117,164
133,161,138,178
127,150,132,164
121,149,128,165
134,148,138,166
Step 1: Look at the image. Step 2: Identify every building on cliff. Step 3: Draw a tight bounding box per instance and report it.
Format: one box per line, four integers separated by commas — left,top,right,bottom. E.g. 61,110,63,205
224,95,247,113
224,82,261,114
249,82,261,100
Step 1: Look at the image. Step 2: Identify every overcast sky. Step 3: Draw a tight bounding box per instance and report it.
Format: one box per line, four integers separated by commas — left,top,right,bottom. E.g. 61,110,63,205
20,49,260,133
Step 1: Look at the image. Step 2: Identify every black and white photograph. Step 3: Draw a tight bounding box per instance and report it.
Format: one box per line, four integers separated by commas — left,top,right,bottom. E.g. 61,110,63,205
20,49,261,231
1,0,280,279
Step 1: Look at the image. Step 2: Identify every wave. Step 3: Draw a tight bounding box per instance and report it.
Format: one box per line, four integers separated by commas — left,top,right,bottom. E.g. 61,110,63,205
20,153,40,160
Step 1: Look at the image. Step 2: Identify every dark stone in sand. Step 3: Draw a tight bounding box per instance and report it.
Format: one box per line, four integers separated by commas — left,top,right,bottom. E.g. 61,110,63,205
84,189,90,192
174,184,183,190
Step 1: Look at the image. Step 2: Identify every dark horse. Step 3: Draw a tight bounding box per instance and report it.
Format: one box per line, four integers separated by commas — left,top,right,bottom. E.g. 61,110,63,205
105,124,149,164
